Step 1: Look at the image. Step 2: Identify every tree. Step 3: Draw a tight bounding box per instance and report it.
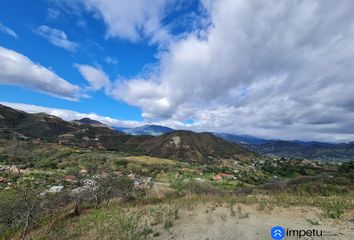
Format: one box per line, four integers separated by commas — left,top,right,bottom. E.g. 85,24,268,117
6,133,32,175
3,133,37,240
76,175,139,208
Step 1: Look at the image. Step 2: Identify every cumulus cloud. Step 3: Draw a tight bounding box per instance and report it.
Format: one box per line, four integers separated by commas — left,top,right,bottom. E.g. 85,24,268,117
0,22,18,38
0,102,142,129
0,46,83,101
81,0,171,43
75,64,111,91
110,0,354,142
35,25,78,51
112,79,172,119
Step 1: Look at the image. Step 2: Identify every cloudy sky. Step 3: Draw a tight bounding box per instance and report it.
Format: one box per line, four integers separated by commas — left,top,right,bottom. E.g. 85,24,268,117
1,0,354,143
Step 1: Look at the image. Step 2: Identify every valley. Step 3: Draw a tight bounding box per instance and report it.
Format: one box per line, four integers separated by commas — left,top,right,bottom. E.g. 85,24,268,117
0,104,354,239
1,1,353,239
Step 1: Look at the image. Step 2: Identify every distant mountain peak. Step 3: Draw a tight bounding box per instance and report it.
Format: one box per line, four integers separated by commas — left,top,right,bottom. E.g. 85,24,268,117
118,124,174,136
78,117,102,124
74,118,107,127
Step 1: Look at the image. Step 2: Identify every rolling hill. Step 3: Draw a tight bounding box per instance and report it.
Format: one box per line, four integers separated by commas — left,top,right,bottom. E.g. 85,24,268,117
136,130,256,163
0,105,75,141
0,104,130,147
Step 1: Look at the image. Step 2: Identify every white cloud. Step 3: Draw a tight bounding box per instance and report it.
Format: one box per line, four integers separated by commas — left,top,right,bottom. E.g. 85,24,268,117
104,56,118,65
0,102,143,129
0,22,18,38
0,46,83,101
112,78,172,119
82,0,171,43
75,64,111,91
36,25,78,51
47,8,61,20
111,0,354,142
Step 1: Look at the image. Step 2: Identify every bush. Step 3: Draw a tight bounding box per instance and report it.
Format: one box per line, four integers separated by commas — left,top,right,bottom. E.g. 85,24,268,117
0,189,73,239
36,159,58,169
65,166,80,176
0,154,8,164
0,190,26,237
322,200,345,219
77,176,144,207
338,161,354,172
185,181,222,195
115,159,128,167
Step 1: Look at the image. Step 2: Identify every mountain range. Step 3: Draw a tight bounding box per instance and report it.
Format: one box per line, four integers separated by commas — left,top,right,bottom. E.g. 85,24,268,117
115,123,354,163
1,103,353,162
0,104,254,163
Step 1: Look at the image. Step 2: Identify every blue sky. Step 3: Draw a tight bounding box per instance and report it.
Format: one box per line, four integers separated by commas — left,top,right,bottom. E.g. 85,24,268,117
0,0,205,121
0,0,164,120
1,0,354,143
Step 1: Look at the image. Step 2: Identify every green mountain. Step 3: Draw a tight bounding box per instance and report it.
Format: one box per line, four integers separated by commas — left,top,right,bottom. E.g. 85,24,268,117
0,104,131,147
0,104,255,163
135,130,256,163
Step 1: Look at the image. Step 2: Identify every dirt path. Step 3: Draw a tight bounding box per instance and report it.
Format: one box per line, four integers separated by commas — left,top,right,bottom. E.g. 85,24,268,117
155,204,354,240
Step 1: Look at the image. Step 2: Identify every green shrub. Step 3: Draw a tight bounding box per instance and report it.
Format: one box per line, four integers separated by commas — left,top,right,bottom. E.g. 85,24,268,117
185,181,222,195
322,200,345,219
0,154,8,163
169,177,186,192
36,159,58,169
115,159,128,167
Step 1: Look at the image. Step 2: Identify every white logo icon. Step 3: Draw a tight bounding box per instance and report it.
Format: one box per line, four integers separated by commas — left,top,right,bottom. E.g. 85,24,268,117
274,230,282,237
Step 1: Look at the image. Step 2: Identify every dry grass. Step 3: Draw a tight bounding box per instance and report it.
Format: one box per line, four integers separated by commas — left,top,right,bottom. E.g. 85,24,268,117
26,189,354,240
123,156,177,166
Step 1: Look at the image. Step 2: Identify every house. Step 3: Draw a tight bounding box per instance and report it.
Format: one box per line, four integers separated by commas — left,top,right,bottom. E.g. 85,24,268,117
49,185,64,193
64,175,77,182
128,173,136,179
114,171,123,176
71,185,97,194
17,133,28,140
33,138,41,144
80,168,88,174
213,175,223,181
133,177,153,189
82,179,96,186
71,186,88,194
134,179,144,187
213,173,236,181
219,173,235,179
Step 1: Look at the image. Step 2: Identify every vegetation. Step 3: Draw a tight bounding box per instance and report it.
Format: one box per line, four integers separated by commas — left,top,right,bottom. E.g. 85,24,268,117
0,105,354,239
246,140,354,163
1,138,353,239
